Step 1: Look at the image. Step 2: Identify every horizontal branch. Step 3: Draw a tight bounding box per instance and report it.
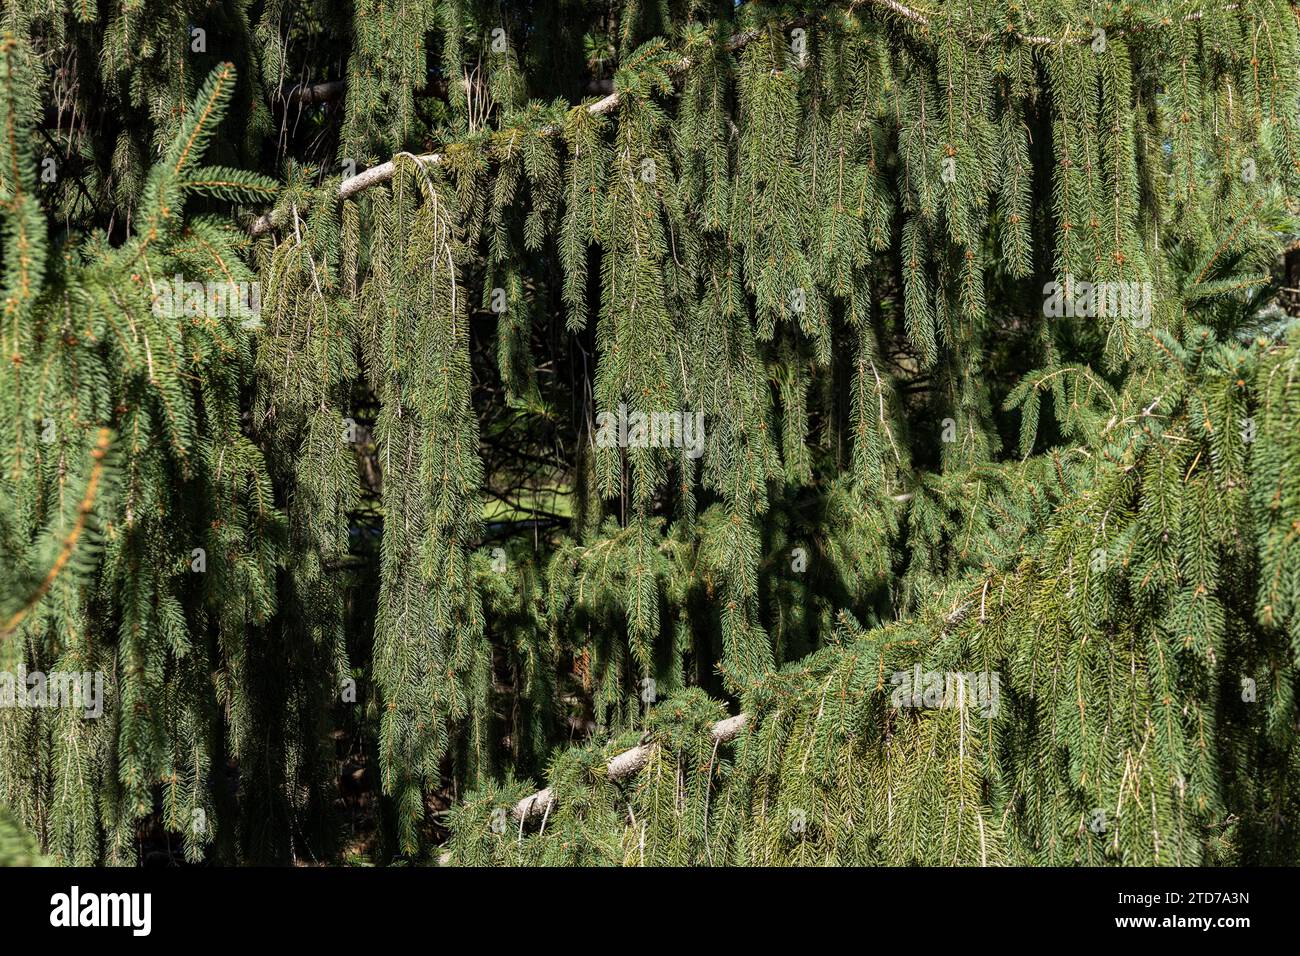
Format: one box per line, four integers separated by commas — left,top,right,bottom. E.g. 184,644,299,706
512,712,747,824
278,74,614,109
248,20,775,236
248,148,441,234
887,0,1245,45
247,0,1252,236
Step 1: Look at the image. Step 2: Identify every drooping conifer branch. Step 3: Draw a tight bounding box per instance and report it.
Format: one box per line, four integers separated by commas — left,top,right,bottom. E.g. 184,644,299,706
247,0,1260,236
249,26,737,235
0,428,111,640
512,713,748,823
8,0,1300,870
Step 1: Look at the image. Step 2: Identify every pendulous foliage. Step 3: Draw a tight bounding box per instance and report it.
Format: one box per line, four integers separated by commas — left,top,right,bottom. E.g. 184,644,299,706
2,0,1299,866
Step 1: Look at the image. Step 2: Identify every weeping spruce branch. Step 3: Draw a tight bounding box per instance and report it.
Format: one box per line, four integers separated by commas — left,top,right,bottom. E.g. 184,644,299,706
5,0,1300,868
513,713,748,824
0,429,112,639
246,0,1277,244
248,21,771,236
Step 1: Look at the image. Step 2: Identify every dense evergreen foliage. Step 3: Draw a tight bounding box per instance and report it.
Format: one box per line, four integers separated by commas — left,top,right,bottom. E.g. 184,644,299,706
1,0,1299,866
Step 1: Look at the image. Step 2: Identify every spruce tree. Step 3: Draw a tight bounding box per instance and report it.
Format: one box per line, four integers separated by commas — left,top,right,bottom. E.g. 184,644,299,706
2,0,1299,867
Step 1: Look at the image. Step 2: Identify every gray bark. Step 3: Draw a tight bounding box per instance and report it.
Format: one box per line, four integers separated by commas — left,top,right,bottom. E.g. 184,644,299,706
511,712,747,824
